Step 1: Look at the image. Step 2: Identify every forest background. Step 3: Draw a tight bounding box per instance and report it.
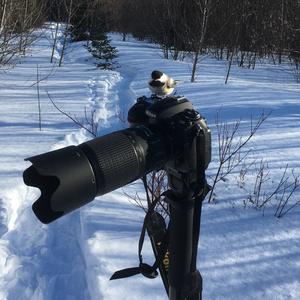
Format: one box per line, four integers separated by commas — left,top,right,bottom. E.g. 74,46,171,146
0,0,299,81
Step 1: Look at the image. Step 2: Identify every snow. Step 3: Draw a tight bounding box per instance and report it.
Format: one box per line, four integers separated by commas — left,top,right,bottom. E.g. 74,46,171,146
0,25,299,299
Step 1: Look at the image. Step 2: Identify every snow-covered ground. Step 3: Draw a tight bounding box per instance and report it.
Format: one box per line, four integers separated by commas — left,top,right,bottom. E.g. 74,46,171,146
0,24,299,300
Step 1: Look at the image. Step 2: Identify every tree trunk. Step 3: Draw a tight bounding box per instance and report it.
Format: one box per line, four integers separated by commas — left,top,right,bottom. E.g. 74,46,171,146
225,48,234,84
191,49,200,83
19,0,29,53
59,0,73,67
0,0,8,34
51,21,59,63
190,0,210,82
278,0,284,64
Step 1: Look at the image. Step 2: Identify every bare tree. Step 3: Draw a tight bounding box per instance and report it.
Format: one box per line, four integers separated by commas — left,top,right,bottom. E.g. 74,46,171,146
58,0,73,67
0,0,8,34
190,0,211,82
243,161,300,218
49,0,61,63
208,111,269,203
0,0,45,66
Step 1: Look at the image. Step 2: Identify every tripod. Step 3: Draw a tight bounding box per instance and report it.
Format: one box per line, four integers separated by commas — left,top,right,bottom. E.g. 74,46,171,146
150,119,207,300
111,101,210,300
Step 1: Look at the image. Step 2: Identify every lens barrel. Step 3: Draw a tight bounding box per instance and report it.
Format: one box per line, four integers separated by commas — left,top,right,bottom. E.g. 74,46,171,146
23,126,167,224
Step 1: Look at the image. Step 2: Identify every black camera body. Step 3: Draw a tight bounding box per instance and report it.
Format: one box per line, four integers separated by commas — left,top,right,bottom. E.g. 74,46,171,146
129,95,211,194
23,95,211,223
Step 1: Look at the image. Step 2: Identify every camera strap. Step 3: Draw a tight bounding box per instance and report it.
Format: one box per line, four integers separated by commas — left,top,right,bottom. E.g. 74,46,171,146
110,190,170,281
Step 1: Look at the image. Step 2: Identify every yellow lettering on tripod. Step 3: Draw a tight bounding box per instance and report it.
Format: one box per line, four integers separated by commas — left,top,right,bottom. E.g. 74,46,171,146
162,250,170,272
156,242,170,272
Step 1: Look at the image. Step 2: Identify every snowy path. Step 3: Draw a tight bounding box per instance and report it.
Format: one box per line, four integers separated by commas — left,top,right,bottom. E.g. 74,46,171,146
0,27,122,300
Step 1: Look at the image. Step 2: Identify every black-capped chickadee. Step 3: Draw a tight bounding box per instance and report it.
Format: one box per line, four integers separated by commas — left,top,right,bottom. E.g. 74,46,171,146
148,70,178,97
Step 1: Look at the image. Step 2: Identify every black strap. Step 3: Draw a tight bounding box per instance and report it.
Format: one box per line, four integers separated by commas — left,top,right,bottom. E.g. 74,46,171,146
110,190,170,281
110,263,157,280
142,175,151,207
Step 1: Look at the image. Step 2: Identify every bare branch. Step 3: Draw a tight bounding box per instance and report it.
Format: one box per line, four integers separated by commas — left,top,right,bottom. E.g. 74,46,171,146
208,110,269,203
46,91,97,137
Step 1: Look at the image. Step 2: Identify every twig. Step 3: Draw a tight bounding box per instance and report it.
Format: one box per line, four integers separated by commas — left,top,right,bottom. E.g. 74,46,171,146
274,170,300,218
37,64,41,131
124,191,147,213
30,63,58,87
208,110,270,202
46,91,97,137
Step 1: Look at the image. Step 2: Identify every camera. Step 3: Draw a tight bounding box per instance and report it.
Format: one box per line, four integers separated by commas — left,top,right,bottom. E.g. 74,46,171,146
23,95,211,224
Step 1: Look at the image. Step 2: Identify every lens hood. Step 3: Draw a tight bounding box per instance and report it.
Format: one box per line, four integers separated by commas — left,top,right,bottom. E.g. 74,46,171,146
23,146,97,224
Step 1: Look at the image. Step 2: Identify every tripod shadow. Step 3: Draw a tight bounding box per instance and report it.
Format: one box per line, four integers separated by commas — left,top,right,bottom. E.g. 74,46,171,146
80,184,167,300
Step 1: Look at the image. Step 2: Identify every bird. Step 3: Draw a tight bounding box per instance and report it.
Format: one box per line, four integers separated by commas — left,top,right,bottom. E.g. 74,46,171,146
148,70,178,97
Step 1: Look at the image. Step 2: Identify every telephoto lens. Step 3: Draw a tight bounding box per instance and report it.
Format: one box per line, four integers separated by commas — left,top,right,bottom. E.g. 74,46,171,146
23,126,167,224
24,96,210,225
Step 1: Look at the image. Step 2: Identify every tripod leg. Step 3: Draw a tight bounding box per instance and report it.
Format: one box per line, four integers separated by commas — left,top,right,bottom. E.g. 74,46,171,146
167,192,194,300
188,198,203,300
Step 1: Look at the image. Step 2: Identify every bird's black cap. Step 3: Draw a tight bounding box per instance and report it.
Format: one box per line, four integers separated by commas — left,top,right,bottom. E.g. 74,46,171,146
151,70,163,80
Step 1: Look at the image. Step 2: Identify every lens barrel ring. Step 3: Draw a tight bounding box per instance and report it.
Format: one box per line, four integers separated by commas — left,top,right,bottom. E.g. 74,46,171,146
80,131,144,195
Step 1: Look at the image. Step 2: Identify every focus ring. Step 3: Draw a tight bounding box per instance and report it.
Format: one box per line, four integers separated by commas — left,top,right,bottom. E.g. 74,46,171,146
80,131,142,195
